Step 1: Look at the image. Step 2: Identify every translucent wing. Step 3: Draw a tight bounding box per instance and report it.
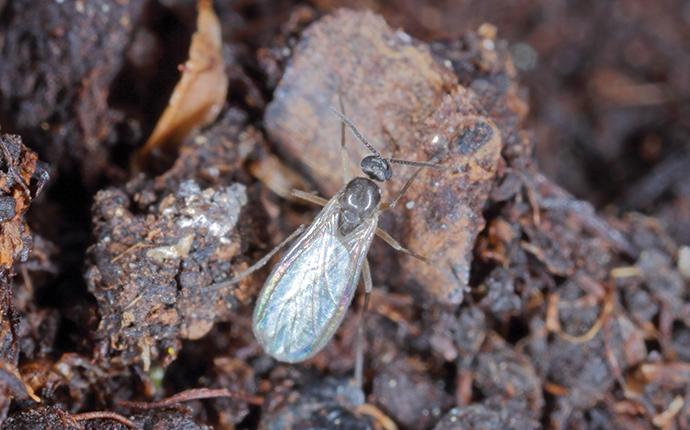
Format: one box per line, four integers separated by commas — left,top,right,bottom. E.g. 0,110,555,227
252,192,378,362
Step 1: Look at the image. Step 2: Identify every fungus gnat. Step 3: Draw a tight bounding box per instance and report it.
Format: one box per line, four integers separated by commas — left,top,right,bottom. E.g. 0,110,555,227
217,100,442,385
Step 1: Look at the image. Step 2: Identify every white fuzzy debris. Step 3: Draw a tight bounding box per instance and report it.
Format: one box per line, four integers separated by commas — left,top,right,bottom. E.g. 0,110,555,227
396,30,412,43
146,234,195,262
175,180,247,238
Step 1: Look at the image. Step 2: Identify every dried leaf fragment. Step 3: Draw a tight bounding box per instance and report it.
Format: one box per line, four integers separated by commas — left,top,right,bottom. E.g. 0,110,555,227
134,0,228,171
0,360,41,402
249,154,309,200
0,134,46,271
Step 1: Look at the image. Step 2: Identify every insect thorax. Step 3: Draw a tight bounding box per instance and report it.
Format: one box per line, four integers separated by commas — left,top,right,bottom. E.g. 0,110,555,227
338,177,381,235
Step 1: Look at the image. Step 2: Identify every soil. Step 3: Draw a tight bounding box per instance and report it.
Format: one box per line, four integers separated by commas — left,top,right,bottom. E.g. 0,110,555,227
0,1,688,429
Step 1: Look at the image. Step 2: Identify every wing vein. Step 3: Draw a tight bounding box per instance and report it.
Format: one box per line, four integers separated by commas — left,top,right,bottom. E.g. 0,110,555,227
253,194,379,361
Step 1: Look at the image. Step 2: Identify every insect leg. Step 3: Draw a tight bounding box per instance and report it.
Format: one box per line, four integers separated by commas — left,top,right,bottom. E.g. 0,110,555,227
375,227,427,262
383,153,446,210
354,258,372,389
337,91,352,185
381,167,424,210
291,189,328,206
209,224,306,289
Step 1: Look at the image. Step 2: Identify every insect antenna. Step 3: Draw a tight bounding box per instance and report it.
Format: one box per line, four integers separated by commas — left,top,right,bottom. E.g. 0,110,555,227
328,107,383,158
389,158,444,169
384,149,449,210
330,107,446,168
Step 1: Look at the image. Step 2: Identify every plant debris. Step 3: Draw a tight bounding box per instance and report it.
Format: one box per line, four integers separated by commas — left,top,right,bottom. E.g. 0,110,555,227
0,135,47,271
133,0,228,173
0,134,47,422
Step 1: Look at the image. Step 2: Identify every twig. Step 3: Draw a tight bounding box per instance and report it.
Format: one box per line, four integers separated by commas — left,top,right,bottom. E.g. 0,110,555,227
0,360,41,402
518,171,541,226
112,243,147,263
602,316,625,388
72,411,139,429
355,403,398,430
544,381,569,396
117,387,264,410
546,288,614,344
652,396,684,428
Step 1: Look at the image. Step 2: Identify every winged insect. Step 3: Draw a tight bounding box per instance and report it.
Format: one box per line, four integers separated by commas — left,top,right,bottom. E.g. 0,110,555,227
218,100,442,383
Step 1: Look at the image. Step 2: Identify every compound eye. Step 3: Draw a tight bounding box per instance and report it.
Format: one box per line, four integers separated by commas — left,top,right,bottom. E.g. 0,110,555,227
361,155,392,182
